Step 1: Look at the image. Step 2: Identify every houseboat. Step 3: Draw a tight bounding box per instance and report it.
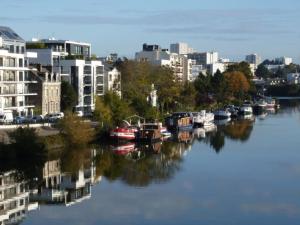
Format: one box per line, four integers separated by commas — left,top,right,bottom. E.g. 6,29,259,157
165,112,193,131
137,123,162,142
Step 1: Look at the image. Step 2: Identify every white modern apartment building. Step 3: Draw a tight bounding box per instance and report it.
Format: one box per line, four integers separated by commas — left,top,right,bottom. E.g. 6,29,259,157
60,59,104,114
27,38,105,115
0,26,38,116
135,44,191,82
188,51,219,65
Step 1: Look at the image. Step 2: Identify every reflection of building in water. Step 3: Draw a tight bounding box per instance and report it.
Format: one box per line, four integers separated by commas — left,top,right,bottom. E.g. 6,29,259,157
31,150,101,206
0,171,38,225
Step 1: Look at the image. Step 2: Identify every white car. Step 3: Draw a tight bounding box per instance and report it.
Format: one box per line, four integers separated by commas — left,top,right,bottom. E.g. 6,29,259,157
45,112,64,122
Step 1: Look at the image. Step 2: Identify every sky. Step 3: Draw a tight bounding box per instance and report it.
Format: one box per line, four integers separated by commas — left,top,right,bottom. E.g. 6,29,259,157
1,0,300,62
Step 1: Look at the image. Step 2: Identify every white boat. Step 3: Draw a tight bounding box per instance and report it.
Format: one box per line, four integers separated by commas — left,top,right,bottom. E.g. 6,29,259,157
253,99,267,113
239,101,253,116
214,109,231,120
193,110,215,127
265,97,276,109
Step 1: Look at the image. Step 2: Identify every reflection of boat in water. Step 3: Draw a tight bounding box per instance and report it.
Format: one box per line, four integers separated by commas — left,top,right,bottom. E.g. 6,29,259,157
240,114,255,121
204,123,217,132
193,128,206,138
111,143,136,155
174,131,194,143
214,118,231,126
257,112,268,120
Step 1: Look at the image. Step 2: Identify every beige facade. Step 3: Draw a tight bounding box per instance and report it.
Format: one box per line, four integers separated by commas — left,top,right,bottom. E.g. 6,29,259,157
42,74,61,115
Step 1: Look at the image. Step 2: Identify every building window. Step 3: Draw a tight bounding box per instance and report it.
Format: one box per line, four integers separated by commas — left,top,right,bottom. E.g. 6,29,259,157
9,45,14,53
19,58,23,67
16,46,20,53
19,72,23,81
0,57,3,66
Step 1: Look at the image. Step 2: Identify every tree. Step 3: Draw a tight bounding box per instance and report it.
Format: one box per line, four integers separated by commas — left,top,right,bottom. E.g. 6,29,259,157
58,112,95,147
194,73,213,104
61,81,77,112
224,71,250,99
255,64,271,78
94,96,112,129
211,70,228,102
226,61,253,80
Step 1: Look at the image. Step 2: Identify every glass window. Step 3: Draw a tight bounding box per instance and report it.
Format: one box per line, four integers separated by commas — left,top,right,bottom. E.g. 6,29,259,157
0,58,3,66
19,58,23,67
9,45,14,53
19,72,23,81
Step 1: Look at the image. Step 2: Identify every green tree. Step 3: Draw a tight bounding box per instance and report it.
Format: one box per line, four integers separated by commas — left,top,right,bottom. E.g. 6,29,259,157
255,64,271,78
94,96,112,129
61,81,77,112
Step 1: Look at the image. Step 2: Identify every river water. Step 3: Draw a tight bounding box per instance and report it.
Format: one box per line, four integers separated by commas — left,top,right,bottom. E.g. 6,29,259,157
1,100,300,225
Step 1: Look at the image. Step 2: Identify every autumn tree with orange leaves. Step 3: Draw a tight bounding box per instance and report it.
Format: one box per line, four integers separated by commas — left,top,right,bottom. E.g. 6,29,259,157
224,71,250,100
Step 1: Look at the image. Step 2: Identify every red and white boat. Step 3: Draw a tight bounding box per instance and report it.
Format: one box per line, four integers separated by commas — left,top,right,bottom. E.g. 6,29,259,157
110,127,138,141
111,143,136,155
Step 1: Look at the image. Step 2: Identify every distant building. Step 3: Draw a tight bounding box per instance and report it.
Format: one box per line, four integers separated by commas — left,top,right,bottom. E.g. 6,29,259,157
135,43,189,82
287,73,300,84
245,54,261,69
275,57,293,65
0,26,38,116
188,52,219,65
103,63,121,97
170,43,194,55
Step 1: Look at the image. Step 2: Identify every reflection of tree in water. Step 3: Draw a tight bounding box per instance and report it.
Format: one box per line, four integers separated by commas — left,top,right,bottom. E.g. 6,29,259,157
0,128,47,184
223,119,254,142
209,131,225,153
197,119,254,153
95,141,188,187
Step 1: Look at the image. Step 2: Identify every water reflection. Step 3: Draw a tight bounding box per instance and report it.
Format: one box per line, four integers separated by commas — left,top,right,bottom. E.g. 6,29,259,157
1,105,293,225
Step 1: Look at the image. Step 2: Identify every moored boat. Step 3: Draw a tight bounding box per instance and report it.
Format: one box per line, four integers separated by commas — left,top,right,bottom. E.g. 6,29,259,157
214,109,231,120
165,112,193,131
239,101,253,116
193,110,214,127
110,127,138,141
253,99,267,114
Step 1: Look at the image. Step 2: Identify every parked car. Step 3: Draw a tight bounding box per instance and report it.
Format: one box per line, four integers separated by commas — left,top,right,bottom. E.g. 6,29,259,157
0,111,14,124
45,112,64,122
13,116,26,124
30,115,44,123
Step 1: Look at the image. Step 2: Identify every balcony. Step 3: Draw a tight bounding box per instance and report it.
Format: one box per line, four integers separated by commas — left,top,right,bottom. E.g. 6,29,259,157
83,77,92,85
